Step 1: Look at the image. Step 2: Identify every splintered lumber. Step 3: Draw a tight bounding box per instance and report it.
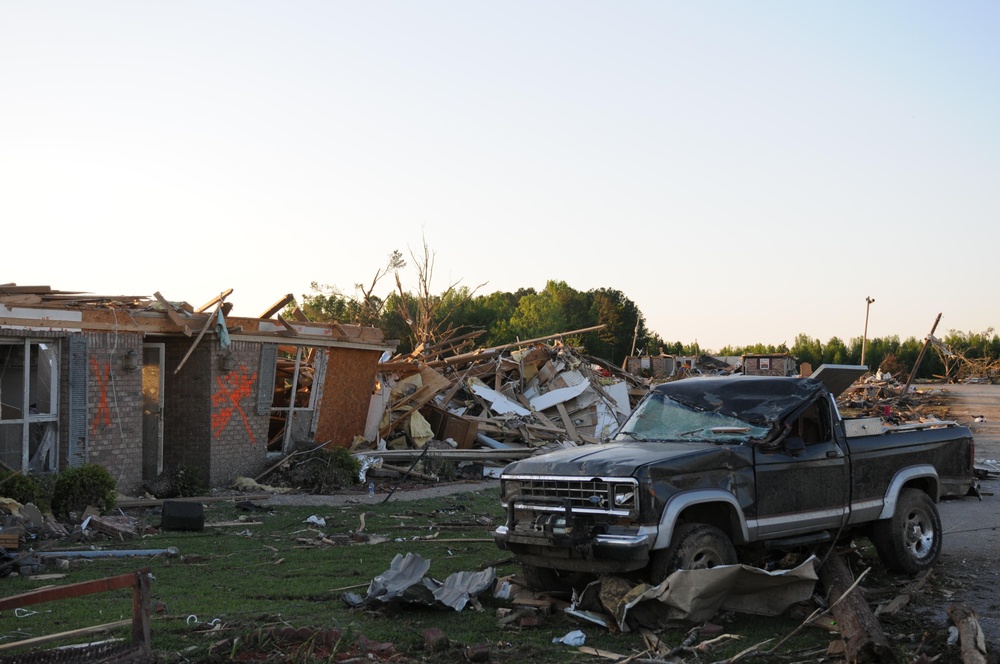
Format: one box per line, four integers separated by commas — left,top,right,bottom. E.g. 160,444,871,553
818,554,896,663
555,402,580,442
153,291,193,336
947,604,988,664
174,305,220,375
195,288,233,313
379,367,452,438
276,314,299,336
260,294,295,319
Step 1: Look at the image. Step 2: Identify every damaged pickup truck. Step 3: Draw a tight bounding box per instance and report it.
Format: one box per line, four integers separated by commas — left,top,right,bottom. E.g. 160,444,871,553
494,371,975,588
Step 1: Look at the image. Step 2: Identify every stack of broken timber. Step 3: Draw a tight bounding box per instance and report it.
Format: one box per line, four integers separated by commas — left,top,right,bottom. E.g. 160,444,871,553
373,335,647,460
0,283,152,308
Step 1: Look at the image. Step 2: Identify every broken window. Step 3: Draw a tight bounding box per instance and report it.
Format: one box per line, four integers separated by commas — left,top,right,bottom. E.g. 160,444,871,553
263,345,326,453
0,339,60,471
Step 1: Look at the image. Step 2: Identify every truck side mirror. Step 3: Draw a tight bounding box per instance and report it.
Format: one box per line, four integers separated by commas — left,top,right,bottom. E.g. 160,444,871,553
784,437,805,455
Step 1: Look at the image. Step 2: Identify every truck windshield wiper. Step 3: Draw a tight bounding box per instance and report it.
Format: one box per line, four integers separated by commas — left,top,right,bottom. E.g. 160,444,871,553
619,432,650,441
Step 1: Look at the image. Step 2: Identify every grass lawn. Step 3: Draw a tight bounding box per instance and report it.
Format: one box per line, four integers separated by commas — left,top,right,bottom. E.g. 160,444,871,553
0,486,838,662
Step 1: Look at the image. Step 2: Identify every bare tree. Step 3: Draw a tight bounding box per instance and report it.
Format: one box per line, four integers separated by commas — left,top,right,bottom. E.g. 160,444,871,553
353,250,405,326
394,236,485,357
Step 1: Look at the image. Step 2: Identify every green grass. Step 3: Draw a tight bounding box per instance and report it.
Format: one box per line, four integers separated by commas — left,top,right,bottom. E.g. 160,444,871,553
0,488,838,662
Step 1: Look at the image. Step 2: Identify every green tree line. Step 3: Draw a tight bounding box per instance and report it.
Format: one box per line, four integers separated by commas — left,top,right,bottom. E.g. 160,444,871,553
296,277,999,380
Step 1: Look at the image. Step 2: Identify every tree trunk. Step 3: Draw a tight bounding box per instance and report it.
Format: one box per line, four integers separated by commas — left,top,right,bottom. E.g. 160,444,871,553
819,554,896,663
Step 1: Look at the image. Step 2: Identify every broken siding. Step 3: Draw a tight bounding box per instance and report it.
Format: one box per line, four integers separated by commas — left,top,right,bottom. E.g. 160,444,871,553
315,347,381,448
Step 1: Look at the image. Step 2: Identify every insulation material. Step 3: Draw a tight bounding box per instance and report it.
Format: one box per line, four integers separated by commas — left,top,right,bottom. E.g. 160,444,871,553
408,409,434,447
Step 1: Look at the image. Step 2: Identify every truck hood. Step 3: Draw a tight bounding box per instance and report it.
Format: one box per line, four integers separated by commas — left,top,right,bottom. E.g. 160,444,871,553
501,441,722,478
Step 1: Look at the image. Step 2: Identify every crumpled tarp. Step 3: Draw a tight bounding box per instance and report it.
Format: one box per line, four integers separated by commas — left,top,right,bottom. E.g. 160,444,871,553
343,552,496,612
572,556,819,631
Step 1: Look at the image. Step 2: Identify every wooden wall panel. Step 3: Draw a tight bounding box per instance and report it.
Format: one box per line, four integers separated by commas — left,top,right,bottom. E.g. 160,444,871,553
315,348,381,448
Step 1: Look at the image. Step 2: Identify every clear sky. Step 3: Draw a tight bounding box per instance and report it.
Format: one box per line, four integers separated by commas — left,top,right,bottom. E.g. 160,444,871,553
2,2,997,352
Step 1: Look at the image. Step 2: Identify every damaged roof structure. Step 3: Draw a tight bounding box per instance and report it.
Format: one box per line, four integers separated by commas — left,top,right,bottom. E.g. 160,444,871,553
0,284,395,493
362,327,649,473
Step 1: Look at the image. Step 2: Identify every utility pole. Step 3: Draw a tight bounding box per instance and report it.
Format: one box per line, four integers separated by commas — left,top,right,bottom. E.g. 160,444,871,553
861,296,875,367
902,313,942,396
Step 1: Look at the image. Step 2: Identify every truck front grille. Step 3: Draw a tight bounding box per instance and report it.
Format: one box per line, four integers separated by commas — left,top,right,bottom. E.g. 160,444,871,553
502,475,637,515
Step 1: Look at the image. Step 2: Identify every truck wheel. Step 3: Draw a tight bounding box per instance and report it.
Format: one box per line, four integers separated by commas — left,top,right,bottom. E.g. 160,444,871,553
872,488,942,574
519,564,587,591
649,523,738,584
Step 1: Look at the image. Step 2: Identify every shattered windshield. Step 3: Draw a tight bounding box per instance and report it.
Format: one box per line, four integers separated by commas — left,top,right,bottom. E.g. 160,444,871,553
613,392,771,444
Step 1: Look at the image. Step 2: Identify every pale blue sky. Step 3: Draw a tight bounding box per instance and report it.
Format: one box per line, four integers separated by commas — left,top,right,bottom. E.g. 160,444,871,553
2,2,997,351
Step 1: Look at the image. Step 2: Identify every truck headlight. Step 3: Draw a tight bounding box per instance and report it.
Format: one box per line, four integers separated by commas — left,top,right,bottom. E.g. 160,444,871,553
614,486,635,507
502,480,522,502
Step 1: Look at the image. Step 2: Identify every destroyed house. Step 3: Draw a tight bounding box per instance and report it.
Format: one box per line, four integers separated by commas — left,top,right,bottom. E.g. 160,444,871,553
624,354,674,379
741,353,797,377
0,286,395,493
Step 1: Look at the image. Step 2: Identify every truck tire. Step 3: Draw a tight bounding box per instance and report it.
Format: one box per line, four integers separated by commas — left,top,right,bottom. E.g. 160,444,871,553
649,523,738,584
872,488,942,574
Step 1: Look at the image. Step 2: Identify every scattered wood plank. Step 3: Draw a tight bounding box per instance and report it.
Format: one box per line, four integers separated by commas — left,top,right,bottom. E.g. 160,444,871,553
818,554,896,663
948,604,988,664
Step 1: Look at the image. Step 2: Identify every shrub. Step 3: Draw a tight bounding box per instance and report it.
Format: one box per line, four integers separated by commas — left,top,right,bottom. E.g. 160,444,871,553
142,465,208,499
284,447,360,494
51,464,117,519
0,472,40,506
170,465,208,497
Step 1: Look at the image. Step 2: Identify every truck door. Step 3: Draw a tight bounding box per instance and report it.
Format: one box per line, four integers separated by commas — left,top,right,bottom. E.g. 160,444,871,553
752,397,848,539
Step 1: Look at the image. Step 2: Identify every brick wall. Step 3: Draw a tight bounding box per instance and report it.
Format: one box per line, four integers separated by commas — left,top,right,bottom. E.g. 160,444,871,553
80,331,145,494
161,337,268,488
743,356,796,377
207,340,268,487
2,329,269,492
624,355,673,378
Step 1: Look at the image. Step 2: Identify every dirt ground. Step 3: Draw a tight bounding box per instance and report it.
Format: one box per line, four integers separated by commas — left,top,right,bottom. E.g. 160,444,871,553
926,383,1000,651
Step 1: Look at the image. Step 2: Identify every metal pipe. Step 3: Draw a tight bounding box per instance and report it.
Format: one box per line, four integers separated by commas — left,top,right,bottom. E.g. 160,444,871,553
476,433,509,450
36,547,179,559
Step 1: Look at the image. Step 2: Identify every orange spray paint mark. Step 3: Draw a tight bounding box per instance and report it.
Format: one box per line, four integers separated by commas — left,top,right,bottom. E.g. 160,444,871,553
211,366,258,443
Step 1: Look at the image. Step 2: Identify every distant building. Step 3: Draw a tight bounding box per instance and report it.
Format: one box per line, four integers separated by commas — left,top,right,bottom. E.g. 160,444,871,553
742,353,797,377
624,354,674,378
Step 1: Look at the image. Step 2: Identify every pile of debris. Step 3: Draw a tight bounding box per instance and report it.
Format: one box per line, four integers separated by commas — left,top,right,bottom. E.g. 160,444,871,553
837,372,952,427
363,330,648,470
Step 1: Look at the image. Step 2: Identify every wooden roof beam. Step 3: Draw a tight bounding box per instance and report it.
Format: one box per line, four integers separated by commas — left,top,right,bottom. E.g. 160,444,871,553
152,292,193,336
196,288,234,313
259,294,294,319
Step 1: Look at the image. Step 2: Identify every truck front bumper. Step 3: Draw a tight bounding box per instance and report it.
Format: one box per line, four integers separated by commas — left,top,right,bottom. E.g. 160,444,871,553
494,524,655,573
